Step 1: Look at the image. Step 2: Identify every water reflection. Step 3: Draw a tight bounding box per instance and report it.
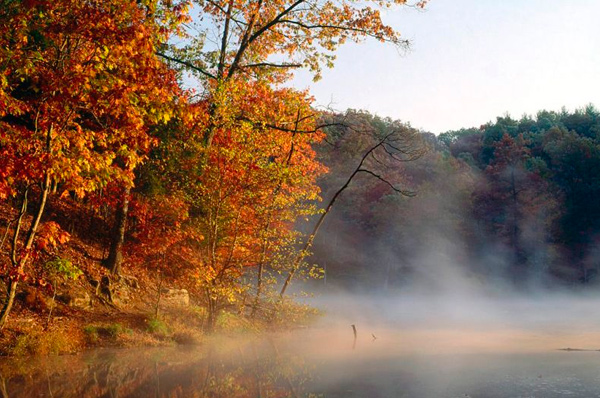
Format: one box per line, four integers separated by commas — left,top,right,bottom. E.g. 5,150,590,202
2,328,600,397
0,337,314,398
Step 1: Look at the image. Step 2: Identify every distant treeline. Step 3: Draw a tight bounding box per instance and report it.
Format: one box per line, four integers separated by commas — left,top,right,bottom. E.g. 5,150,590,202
312,106,600,290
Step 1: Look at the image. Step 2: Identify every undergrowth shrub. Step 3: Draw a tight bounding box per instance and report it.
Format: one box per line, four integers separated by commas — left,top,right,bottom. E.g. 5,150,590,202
146,317,169,336
9,326,82,356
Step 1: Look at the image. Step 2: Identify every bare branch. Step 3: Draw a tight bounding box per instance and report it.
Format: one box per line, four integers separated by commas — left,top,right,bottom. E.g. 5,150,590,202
369,149,389,168
238,115,348,134
240,62,302,69
217,0,234,79
279,130,418,296
156,52,216,80
357,168,415,197
382,144,424,162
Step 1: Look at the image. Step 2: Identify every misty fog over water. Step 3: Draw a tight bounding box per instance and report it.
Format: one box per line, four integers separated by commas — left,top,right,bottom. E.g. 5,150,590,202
4,286,600,397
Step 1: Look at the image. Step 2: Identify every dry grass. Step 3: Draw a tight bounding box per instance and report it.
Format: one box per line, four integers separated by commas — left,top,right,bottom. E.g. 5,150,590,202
1,319,85,356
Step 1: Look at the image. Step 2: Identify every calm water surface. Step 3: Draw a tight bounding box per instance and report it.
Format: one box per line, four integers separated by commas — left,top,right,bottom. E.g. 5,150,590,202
2,324,600,398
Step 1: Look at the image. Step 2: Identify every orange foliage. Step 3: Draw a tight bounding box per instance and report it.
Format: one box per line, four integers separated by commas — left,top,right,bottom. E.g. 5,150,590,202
0,0,179,199
197,79,326,282
0,0,182,325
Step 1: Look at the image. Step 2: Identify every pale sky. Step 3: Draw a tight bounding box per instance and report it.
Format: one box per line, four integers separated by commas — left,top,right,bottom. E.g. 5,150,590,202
292,0,600,134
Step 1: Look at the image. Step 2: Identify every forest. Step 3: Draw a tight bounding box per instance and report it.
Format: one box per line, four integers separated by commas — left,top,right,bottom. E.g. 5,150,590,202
1,0,599,357
312,107,600,292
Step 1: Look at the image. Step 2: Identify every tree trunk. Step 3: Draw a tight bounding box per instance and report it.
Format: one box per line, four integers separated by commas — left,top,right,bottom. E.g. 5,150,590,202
0,281,18,328
154,271,163,319
251,219,272,318
0,125,54,328
279,131,417,297
205,288,217,333
509,167,523,265
0,174,51,329
251,262,265,318
279,156,363,296
253,119,300,315
106,187,130,276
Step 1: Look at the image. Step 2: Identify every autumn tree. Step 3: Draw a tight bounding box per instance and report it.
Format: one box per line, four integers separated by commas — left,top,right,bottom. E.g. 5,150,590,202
124,100,207,279
196,83,326,329
0,0,179,327
160,0,428,149
471,133,560,276
146,0,429,316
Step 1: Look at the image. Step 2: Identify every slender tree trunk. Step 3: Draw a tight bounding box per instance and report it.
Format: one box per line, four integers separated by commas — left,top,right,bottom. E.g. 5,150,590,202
251,259,265,318
46,282,57,327
106,186,130,276
217,0,234,80
0,173,51,329
253,117,300,312
278,188,342,297
205,287,217,333
0,373,8,398
25,175,51,252
154,270,163,319
279,131,411,297
251,216,272,318
510,168,521,264
0,281,18,328
279,151,370,297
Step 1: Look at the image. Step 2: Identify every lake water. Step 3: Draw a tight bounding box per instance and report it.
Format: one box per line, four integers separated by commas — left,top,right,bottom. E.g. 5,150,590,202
1,326,600,397
3,294,600,397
